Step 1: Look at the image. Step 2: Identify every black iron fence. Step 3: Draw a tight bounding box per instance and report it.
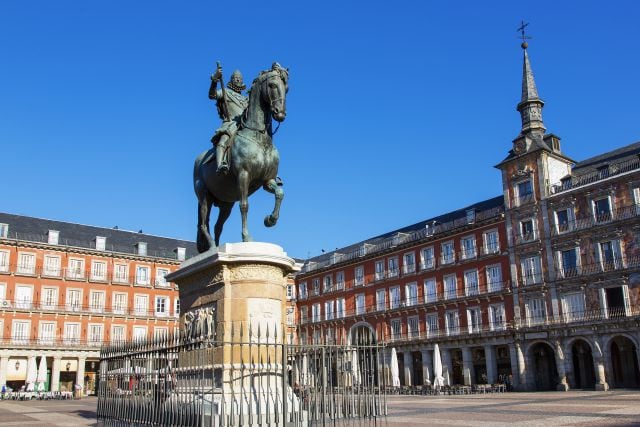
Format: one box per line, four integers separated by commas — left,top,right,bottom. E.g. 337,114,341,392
97,324,387,426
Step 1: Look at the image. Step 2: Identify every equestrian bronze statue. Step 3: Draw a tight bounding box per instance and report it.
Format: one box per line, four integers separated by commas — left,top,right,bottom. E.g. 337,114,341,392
193,62,289,253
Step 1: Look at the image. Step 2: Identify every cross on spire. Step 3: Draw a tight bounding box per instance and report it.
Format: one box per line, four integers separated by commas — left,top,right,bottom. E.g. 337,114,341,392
517,20,532,49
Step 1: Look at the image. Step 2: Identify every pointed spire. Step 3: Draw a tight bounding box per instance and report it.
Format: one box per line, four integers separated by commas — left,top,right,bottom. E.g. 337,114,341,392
516,41,545,136
521,48,540,103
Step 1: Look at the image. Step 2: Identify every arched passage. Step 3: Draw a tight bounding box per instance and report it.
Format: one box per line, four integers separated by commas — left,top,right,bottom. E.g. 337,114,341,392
529,342,558,391
610,336,640,388
349,324,378,386
571,339,595,389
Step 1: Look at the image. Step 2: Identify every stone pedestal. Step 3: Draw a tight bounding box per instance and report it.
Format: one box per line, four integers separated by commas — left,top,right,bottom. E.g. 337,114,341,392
166,242,300,424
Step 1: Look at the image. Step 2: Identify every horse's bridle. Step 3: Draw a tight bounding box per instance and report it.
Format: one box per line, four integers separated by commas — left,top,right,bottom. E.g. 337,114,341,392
241,71,286,136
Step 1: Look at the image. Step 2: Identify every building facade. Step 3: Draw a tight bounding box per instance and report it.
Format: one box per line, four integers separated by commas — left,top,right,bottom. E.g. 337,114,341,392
0,213,197,395
295,43,640,391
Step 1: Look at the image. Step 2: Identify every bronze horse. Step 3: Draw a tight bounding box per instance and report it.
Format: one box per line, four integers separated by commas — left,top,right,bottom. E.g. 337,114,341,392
193,63,289,252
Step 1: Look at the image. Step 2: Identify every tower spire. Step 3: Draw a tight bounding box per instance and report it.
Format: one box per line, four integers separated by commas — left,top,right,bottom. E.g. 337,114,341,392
516,21,545,136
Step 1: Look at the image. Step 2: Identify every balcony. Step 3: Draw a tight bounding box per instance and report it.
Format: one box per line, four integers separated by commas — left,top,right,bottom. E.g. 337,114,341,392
511,192,535,208
402,264,416,276
548,156,640,196
440,253,455,265
0,299,181,318
554,255,632,281
3,337,103,349
480,244,501,256
458,248,477,261
551,204,640,237
420,259,435,271
514,232,538,246
520,273,544,286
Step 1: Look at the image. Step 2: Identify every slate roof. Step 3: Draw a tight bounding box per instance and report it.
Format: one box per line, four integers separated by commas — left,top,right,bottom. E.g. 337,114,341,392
572,141,640,175
0,212,197,260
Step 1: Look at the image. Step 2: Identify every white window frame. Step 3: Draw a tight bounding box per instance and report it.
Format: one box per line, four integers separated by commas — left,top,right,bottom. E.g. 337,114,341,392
403,252,416,274
441,241,455,264
554,207,575,234
312,303,321,322
389,286,401,309
426,313,439,338
460,235,476,260
63,322,81,345
390,318,402,341
111,325,126,343
312,278,320,295
374,260,385,281
387,257,399,278
113,263,129,284
526,297,547,326
134,294,149,316
91,260,108,281
15,284,34,309
89,290,105,313
407,316,419,338
466,307,482,334
376,288,386,312
89,324,104,345
66,288,83,312
489,303,506,331
445,310,459,336
155,268,170,287
405,282,418,306
335,271,345,290
486,264,503,292
133,326,147,341
323,274,333,293
521,255,542,285
12,319,31,344
17,252,36,275
95,236,106,251
43,254,61,277
40,286,58,310
482,229,500,255
424,278,437,303
355,293,366,315
336,298,345,318
595,239,623,271
464,269,479,296
420,246,435,270
67,257,85,280
298,282,307,299
0,250,9,273
443,274,457,299
135,265,151,286
39,321,56,345
324,300,335,320
561,291,586,323
354,266,364,287
592,196,613,223
112,292,128,315
155,295,169,317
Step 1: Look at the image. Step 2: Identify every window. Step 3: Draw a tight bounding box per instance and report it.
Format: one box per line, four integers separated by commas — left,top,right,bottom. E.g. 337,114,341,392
467,307,481,333
555,208,573,233
299,282,307,299
15,285,33,309
41,287,58,309
407,316,419,338
133,326,147,341
113,293,127,314
114,263,128,283
441,241,455,264
426,314,439,338
312,278,320,295
444,274,457,299
405,282,418,306
562,292,586,322
597,240,623,271
466,209,476,223
155,296,168,317
526,297,546,326
558,248,579,278
483,230,500,254
0,250,9,273
390,319,402,340
47,230,59,245
489,304,506,331
323,275,333,293
67,258,85,280
174,298,180,317
64,323,80,345
175,247,186,261
0,283,6,303
593,197,612,223
136,265,151,285
91,261,107,281
403,252,416,274
355,293,366,315
424,278,437,303
335,271,345,290
354,266,364,286
521,255,542,285
154,327,169,340
313,329,321,345
286,284,293,299
486,265,503,292
376,288,386,311
136,242,147,256
134,294,149,316
374,260,384,281
43,255,61,277
389,286,401,309
12,320,30,344
17,252,36,275
66,289,82,312
312,303,321,322
336,298,345,318
300,306,308,323
39,322,56,344
464,269,479,296
461,236,476,259
517,180,533,205
387,257,399,278
445,310,459,336
111,325,125,342
286,307,294,326
156,268,170,287
420,246,435,270
95,236,106,251
89,324,104,345
324,300,334,320
0,223,8,238
520,219,535,242
89,291,105,312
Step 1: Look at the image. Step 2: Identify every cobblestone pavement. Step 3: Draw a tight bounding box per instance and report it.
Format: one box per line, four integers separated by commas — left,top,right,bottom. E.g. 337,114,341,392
1,391,640,426
384,390,640,426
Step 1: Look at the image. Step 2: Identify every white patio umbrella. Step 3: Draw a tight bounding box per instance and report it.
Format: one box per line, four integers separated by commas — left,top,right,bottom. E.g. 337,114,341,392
390,348,400,388
25,356,37,392
36,356,48,391
352,350,361,386
432,344,445,388
301,353,308,386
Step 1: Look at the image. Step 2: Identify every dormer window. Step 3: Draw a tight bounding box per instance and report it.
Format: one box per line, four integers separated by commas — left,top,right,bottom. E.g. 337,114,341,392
95,236,106,251
175,247,186,261
466,209,475,224
0,223,8,238
47,230,59,245
597,165,610,179
136,242,147,256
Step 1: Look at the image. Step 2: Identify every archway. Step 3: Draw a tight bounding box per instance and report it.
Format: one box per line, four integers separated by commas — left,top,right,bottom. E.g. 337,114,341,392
610,336,640,388
571,340,595,389
349,324,378,386
530,342,557,391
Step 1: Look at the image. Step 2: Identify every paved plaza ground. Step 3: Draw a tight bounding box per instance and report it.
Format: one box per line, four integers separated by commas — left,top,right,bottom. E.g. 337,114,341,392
1,391,640,426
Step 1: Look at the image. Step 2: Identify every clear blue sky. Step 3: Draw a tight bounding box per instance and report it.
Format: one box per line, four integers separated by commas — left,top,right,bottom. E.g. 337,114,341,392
1,1,639,259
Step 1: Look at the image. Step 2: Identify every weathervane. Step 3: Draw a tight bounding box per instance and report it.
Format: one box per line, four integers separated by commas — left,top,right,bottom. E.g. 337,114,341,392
517,20,532,49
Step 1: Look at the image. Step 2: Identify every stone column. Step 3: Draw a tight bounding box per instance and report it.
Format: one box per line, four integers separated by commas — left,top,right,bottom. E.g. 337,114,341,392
76,357,86,397
594,357,609,391
484,345,497,384
462,347,474,385
51,356,61,392
421,349,432,385
441,348,453,386
403,351,413,386
513,342,526,390
554,340,569,391
0,356,8,387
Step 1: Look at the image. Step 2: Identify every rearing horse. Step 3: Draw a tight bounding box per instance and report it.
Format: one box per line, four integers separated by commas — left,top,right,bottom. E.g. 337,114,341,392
193,63,289,253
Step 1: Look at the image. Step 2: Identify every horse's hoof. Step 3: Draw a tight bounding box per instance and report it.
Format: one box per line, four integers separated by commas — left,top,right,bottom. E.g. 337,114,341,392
264,215,277,227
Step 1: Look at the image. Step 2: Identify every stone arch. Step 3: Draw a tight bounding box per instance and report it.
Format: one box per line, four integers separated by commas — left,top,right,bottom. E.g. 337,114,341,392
527,341,558,391
348,322,378,386
608,335,640,388
569,338,596,389
348,321,377,345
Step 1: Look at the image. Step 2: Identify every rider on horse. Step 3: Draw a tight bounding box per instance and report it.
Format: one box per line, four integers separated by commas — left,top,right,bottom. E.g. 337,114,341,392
208,67,248,175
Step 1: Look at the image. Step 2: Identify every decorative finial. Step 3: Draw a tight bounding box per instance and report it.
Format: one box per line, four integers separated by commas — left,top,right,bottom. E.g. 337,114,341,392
517,20,531,49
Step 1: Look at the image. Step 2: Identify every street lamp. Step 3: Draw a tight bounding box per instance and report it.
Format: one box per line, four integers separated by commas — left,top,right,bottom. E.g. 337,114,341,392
15,361,20,370
66,362,71,371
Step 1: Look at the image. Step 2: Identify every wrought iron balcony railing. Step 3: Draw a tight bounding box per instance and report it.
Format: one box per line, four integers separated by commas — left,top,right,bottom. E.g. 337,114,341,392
549,156,640,196
551,204,640,236
0,299,180,319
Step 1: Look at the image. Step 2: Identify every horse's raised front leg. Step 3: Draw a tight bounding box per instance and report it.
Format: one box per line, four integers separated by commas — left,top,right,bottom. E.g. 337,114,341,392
238,170,252,242
263,178,284,227
196,186,215,252
213,201,234,247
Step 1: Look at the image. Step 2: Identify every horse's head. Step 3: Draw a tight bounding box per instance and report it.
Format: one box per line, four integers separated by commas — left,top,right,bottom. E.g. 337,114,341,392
258,62,289,122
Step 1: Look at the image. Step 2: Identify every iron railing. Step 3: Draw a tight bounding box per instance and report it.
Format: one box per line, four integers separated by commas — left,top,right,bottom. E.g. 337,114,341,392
550,204,640,236
548,156,640,195
97,324,386,426
0,299,179,319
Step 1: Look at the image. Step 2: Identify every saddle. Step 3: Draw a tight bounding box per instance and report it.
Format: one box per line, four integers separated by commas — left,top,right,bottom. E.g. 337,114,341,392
203,133,236,167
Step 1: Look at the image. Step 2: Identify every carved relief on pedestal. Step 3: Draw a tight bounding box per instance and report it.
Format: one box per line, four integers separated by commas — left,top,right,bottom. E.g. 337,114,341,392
184,303,217,340
230,264,284,284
